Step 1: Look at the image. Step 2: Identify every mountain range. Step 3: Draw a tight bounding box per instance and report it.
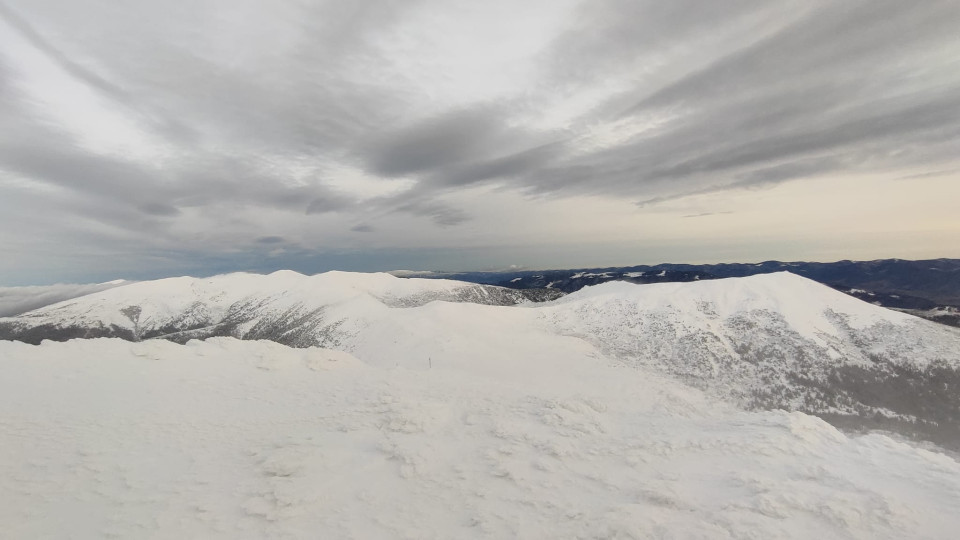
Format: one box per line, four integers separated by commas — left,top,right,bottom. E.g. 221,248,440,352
5,268,960,537
2,269,959,452
399,258,960,327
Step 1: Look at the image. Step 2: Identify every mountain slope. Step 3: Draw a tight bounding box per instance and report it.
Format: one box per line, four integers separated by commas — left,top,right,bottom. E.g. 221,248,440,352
3,337,960,539
407,258,960,327
540,273,960,448
0,270,560,347
2,270,959,450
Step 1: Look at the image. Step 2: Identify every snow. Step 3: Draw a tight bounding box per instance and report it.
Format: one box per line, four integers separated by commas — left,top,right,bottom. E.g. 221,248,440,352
554,272,913,343
3,272,960,537
3,270,521,338
4,271,952,418
386,270,441,277
571,272,612,279
624,271,645,277
3,336,960,539
510,277,522,283
529,273,960,420
4,271,952,413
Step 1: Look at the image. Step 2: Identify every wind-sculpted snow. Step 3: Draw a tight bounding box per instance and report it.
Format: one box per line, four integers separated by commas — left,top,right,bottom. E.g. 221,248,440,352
3,270,960,450
3,337,960,539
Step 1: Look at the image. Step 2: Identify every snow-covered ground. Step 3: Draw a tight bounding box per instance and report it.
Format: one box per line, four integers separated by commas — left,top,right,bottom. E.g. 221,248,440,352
3,337,960,539
3,271,960,443
3,271,960,537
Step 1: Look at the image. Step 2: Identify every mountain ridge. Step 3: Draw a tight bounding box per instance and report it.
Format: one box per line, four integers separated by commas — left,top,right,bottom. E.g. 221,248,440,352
398,258,960,327
2,269,959,451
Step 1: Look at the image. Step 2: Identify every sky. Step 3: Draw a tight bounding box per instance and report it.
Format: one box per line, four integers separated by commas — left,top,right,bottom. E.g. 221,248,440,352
1,0,959,285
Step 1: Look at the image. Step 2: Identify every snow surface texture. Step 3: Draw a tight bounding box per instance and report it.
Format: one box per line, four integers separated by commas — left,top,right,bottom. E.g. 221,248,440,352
2,271,960,449
4,337,960,539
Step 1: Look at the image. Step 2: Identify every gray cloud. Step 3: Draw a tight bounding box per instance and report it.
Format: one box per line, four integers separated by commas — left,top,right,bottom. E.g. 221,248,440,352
897,168,960,181
306,194,353,215
139,202,181,217
0,281,132,317
0,2,122,98
397,201,470,227
430,141,565,189
255,236,285,244
1,0,958,283
387,0,960,208
683,211,734,219
358,107,510,177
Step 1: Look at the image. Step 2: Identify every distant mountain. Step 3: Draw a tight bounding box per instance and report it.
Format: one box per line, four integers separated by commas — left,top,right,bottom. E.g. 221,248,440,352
0,271,561,347
542,274,960,450
3,270,960,451
399,258,960,327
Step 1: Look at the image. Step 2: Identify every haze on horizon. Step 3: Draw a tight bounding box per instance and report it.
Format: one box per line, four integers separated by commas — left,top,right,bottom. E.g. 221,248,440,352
1,0,959,286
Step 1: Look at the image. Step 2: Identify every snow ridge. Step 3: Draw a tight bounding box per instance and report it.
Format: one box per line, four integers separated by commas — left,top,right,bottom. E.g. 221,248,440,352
0,271,556,347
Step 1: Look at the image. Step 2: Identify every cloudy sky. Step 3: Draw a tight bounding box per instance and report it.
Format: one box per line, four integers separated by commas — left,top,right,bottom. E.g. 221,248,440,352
1,0,959,285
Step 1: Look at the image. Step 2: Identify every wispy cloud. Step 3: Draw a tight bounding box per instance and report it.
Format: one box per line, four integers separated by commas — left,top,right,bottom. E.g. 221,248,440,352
1,0,958,283
683,211,734,219
0,281,132,316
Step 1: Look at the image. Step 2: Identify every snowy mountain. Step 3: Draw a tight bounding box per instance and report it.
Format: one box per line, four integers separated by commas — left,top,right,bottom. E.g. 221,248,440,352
409,258,960,327
3,271,960,537
541,274,960,450
0,270,560,347
2,270,959,452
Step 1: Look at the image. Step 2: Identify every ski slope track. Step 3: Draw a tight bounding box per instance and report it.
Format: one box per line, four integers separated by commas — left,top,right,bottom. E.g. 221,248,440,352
2,271,960,537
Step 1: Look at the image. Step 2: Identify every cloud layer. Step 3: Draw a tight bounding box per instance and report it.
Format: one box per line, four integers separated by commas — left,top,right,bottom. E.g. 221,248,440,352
1,0,959,283
0,281,131,316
